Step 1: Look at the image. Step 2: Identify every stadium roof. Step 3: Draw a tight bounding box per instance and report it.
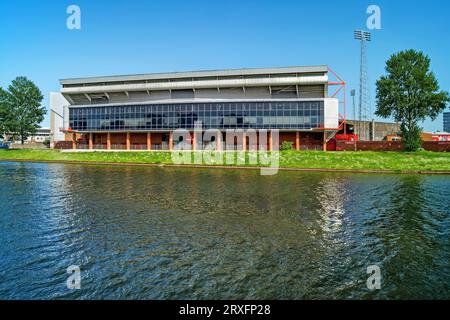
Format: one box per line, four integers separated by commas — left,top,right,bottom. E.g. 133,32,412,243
60,65,328,86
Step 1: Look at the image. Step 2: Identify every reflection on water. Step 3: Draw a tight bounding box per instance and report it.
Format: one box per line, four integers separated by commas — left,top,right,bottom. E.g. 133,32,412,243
0,162,449,299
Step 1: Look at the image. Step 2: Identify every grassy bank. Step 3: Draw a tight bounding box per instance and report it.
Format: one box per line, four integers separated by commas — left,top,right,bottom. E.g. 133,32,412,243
1,149,449,172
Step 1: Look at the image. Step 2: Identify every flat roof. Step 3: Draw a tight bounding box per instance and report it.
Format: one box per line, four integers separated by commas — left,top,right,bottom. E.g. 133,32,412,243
346,120,401,126
423,132,450,135
60,65,328,86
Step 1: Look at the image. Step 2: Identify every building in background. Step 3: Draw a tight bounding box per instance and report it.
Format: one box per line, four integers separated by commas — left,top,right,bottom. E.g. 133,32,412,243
345,120,400,141
444,112,450,133
27,128,51,143
10,128,50,144
421,132,450,142
51,66,345,151
8,127,51,148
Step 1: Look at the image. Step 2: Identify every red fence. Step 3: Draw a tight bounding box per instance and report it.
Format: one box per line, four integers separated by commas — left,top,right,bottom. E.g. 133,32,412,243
337,141,450,152
54,141,73,150
422,141,450,152
54,140,450,152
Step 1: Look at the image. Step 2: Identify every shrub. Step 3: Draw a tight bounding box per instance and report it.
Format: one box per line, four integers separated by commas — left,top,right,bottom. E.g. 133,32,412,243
281,141,294,151
400,123,422,152
43,139,51,148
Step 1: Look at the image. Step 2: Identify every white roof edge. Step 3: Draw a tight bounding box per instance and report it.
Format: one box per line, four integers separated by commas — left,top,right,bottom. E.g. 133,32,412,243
60,65,329,85
61,75,328,95
422,131,450,135
68,98,328,108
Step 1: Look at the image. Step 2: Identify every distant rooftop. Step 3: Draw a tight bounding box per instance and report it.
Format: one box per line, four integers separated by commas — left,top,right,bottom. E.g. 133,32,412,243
60,65,328,86
423,131,450,135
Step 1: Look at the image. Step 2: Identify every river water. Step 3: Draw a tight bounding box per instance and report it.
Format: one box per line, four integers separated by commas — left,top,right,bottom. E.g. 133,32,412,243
0,161,449,299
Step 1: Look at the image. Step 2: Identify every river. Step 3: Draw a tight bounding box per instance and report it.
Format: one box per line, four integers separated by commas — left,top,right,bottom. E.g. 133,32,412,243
0,161,449,299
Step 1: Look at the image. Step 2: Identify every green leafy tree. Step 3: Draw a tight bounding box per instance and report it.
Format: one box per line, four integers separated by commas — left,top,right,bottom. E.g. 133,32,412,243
376,50,450,151
0,87,8,140
2,77,45,144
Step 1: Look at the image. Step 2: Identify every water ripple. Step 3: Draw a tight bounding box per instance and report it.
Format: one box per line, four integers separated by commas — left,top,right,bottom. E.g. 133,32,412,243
0,162,449,299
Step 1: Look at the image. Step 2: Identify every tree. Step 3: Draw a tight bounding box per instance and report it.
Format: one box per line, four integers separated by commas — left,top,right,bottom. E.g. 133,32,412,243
0,87,8,140
376,50,450,151
2,77,45,144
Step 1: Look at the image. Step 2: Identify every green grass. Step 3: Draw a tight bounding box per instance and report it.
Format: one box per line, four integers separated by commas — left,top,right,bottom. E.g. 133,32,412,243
0,149,449,172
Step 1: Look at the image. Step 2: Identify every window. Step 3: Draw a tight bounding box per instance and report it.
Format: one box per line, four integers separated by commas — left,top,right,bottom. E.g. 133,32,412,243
69,101,324,131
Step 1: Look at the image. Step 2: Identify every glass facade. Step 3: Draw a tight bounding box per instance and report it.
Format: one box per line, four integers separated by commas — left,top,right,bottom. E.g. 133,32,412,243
444,112,450,133
69,101,324,131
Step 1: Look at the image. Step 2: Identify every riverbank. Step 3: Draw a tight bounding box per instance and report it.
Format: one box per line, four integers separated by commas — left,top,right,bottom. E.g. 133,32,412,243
1,149,450,174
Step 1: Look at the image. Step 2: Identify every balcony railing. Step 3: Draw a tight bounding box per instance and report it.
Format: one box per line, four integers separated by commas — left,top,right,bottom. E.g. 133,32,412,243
76,144,89,150
151,144,169,151
300,145,322,151
70,142,296,151
130,144,147,150
93,144,106,150
110,144,126,150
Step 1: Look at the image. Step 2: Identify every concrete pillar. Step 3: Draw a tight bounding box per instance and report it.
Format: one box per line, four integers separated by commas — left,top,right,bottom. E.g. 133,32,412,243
323,131,327,152
126,132,131,150
147,132,152,151
242,133,247,151
107,133,111,150
89,133,93,150
371,120,375,141
296,132,300,151
269,131,273,152
216,132,221,151
192,131,196,151
169,132,173,151
72,133,76,150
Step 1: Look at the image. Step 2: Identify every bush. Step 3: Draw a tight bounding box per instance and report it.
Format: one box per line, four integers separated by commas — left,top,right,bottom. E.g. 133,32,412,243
401,123,422,152
280,141,294,151
43,139,51,148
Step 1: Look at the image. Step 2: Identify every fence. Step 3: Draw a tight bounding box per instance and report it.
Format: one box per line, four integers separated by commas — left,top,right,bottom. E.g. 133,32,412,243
53,140,450,152
130,144,147,150
337,141,450,152
54,141,73,150
93,144,106,150
10,143,49,150
300,145,323,151
76,144,89,150
422,141,450,152
151,144,169,151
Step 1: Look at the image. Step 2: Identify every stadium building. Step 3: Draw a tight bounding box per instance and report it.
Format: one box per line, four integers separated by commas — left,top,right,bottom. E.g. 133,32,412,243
50,66,346,151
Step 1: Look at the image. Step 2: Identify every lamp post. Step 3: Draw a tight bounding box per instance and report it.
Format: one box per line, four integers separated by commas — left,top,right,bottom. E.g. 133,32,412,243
354,30,371,141
351,89,356,137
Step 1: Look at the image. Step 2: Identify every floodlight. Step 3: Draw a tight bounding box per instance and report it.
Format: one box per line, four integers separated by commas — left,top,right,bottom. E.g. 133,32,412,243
354,30,371,41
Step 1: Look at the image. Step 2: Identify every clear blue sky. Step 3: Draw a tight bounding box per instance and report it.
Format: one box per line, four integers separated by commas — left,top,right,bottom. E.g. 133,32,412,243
1,0,449,131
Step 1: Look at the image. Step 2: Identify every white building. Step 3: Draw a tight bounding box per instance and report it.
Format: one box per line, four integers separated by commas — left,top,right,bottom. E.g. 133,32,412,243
27,128,51,143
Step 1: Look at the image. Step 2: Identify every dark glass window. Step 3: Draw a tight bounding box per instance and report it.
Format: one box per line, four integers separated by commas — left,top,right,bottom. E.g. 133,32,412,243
69,101,324,131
